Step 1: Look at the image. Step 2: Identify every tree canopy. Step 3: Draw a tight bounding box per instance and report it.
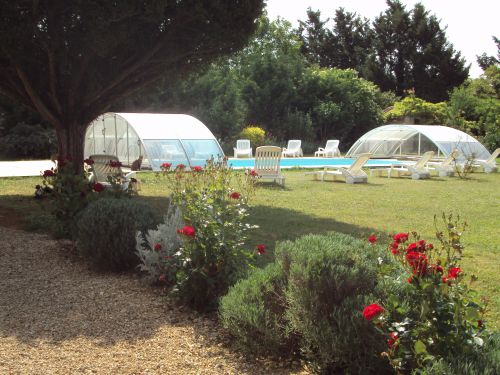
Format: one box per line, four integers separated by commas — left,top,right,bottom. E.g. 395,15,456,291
297,0,469,102
0,0,264,168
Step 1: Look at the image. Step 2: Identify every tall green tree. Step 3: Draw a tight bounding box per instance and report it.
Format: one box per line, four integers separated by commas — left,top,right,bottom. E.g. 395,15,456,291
0,0,264,170
477,36,499,70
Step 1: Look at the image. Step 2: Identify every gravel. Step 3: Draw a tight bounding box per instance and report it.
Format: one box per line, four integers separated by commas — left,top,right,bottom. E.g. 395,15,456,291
0,226,308,374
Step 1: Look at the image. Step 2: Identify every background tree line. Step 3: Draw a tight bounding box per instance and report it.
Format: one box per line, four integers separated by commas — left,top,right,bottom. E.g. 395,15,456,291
0,0,498,160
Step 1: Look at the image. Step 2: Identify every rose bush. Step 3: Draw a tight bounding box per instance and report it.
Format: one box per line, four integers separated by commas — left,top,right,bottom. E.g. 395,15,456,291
364,214,490,373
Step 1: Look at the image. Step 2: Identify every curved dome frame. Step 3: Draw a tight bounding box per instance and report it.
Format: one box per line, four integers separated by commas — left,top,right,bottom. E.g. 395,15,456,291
346,124,491,160
84,113,224,171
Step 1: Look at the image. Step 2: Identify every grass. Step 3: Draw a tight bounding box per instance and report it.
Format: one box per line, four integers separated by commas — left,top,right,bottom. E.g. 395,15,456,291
1,170,499,326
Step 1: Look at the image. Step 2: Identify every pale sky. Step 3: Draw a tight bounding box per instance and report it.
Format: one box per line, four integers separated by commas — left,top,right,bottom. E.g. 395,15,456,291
265,0,499,78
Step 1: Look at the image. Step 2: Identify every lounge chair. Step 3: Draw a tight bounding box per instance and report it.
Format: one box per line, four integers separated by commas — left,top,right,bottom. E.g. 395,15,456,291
233,139,253,158
306,153,371,184
88,154,136,190
387,151,435,179
471,148,499,173
314,140,340,157
426,149,459,177
282,140,303,158
254,146,285,186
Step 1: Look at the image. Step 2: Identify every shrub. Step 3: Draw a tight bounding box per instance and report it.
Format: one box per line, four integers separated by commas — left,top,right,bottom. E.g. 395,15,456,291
136,201,184,285
76,198,161,272
279,233,394,374
162,159,257,311
0,122,56,159
239,126,266,147
219,262,296,356
364,214,490,373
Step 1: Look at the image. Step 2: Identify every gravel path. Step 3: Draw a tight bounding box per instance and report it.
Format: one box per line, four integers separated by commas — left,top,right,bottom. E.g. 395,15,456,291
0,226,307,374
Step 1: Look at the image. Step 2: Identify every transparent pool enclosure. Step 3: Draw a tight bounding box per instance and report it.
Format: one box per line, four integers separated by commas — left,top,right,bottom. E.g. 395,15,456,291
346,124,491,160
84,113,224,170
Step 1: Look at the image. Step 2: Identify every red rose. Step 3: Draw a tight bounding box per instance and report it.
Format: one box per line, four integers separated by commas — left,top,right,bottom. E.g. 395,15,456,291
179,225,195,238
43,169,55,177
447,267,462,279
158,274,166,282
362,303,384,321
407,276,413,283
426,243,434,250
108,160,122,168
154,243,162,251
430,264,444,274
249,169,258,177
405,251,428,276
176,164,186,170
368,235,377,244
84,158,94,165
405,242,418,252
230,192,241,199
93,182,105,192
388,332,398,348
390,242,400,255
193,166,202,172
393,233,409,243
161,162,172,169
256,244,265,255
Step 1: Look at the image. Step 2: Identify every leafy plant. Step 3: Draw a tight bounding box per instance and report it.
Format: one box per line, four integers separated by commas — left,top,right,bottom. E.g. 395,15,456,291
76,197,161,272
364,214,490,373
163,159,258,311
239,126,266,148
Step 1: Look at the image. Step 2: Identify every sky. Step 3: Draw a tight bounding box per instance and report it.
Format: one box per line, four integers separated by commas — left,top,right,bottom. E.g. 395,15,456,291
265,0,499,78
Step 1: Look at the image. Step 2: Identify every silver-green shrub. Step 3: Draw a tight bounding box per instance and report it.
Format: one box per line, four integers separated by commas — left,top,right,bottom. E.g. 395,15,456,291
136,203,184,285
76,197,161,272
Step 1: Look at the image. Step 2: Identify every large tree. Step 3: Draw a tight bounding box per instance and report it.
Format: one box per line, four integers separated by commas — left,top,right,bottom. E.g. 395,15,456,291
0,0,264,170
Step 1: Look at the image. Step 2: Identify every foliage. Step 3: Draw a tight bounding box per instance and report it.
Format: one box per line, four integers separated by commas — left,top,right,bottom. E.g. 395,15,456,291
41,159,94,238
297,1,469,102
162,159,258,311
136,201,184,285
76,197,161,272
280,232,395,374
384,93,448,124
0,122,56,160
477,36,499,71
365,214,490,373
239,126,267,148
221,231,398,373
219,262,295,356
0,0,265,171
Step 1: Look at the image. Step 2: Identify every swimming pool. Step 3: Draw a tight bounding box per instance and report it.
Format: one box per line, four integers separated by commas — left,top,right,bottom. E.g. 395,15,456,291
228,157,405,169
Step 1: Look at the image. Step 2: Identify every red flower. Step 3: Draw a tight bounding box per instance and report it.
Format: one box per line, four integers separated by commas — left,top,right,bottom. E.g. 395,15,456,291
405,242,418,252
362,303,384,321
230,192,241,199
108,160,122,168
447,267,462,279
154,243,162,251
407,275,413,283
256,244,265,255
158,274,166,282
390,242,400,255
178,225,195,238
84,158,94,165
161,162,172,169
405,251,428,276
430,264,444,274
93,182,105,192
176,164,186,170
393,233,409,243
426,243,434,250
368,235,377,244
193,166,202,172
249,169,258,177
43,169,55,177
388,332,398,348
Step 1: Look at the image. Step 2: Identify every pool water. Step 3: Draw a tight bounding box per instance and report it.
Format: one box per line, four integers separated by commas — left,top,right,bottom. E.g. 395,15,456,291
228,157,404,169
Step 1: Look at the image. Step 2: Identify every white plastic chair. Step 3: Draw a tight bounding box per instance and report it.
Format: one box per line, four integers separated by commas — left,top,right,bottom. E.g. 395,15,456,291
233,139,253,158
282,140,303,158
88,154,136,190
387,151,435,179
314,140,340,157
305,154,371,184
254,146,285,186
426,149,459,177
471,148,499,173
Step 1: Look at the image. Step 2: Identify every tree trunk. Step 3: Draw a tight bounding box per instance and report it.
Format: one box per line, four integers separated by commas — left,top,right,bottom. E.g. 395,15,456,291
56,124,86,174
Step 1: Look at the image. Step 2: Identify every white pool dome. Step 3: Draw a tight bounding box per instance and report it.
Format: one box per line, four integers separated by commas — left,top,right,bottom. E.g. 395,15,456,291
84,113,224,170
346,124,491,160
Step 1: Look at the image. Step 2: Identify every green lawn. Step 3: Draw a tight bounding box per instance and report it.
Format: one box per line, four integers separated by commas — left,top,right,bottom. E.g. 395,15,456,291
1,170,499,326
